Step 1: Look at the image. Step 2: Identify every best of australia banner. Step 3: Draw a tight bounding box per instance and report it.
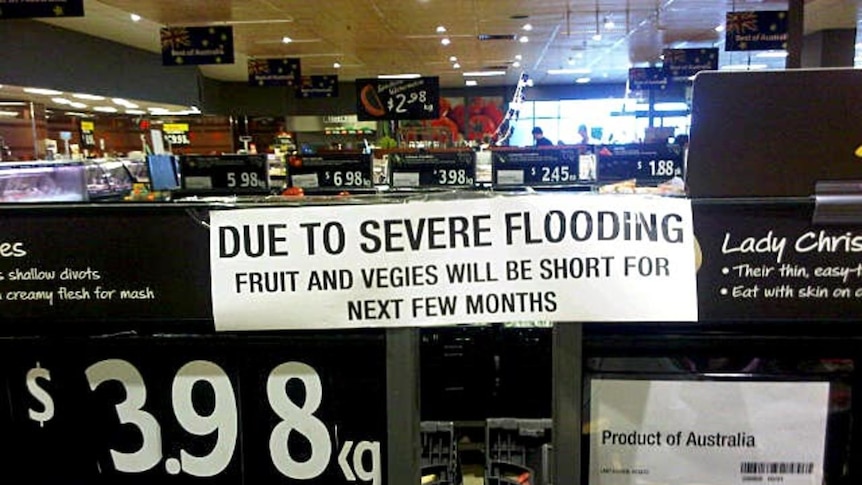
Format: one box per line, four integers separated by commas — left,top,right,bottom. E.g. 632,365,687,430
725,10,789,51
248,58,301,87
161,26,235,66
297,75,339,98
663,48,719,80
0,0,83,18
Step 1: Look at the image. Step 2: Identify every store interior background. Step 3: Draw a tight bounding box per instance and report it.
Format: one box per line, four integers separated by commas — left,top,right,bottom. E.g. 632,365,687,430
0,0,859,160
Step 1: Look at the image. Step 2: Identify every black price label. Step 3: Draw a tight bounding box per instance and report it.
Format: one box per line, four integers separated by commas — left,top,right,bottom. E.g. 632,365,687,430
389,151,476,188
2,336,386,484
179,155,270,194
492,149,584,187
355,77,440,121
596,144,684,182
289,154,373,190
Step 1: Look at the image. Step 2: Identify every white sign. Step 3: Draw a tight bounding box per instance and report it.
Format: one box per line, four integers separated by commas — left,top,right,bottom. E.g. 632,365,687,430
590,380,830,485
210,194,697,330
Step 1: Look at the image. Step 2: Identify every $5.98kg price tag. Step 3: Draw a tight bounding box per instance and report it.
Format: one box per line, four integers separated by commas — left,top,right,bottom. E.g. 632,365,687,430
6,338,386,485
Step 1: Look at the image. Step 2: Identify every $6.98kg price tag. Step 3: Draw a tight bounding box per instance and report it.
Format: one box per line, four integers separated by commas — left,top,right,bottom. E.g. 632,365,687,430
24,359,381,484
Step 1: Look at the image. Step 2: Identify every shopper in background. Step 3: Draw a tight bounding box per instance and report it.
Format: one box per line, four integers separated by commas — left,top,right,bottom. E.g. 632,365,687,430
576,124,591,144
532,127,553,147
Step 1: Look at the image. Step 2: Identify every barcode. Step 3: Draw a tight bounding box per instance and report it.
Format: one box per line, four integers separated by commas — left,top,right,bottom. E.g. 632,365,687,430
740,462,814,474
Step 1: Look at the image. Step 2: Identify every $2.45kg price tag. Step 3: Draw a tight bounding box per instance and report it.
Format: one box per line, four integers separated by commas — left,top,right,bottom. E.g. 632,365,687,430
8,339,386,485
492,149,583,187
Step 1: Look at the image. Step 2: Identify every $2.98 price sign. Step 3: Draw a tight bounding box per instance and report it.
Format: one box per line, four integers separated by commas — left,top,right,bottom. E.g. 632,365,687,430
355,77,440,121
4,337,386,485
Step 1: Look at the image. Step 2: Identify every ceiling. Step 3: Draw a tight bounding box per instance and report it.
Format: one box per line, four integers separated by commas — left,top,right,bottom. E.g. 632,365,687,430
35,0,862,88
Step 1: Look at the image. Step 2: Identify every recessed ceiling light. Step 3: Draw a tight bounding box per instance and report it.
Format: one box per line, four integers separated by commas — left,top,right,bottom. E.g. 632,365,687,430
93,106,118,113
518,35,529,43
436,25,447,33
515,54,522,61
522,23,533,31
282,36,293,44
453,62,461,69
463,70,506,77
130,13,141,22
603,17,614,29
70,102,87,109
576,77,591,84
23,88,64,95
465,80,478,86
715,24,725,32
72,93,105,100
592,33,602,41
449,56,458,62
333,61,342,68
441,37,451,45
512,61,521,68
378,73,422,79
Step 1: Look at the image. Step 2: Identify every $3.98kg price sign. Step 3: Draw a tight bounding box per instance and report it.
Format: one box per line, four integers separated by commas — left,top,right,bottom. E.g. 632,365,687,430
2,336,386,485
389,151,476,188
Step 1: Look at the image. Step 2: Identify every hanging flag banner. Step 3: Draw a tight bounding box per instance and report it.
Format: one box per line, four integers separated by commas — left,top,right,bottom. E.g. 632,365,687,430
296,75,339,98
79,121,95,147
161,26,235,66
0,0,83,18
590,380,829,485
662,48,719,80
628,67,668,91
209,194,698,330
725,10,789,51
248,58,301,87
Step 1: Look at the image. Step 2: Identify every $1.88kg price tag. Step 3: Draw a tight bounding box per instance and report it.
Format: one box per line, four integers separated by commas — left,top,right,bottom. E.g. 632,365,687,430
9,339,386,485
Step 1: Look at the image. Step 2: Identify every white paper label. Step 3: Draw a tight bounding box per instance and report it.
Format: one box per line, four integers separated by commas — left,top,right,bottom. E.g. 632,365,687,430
291,173,319,188
496,170,524,185
590,380,829,485
392,172,420,187
185,176,212,189
210,195,698,330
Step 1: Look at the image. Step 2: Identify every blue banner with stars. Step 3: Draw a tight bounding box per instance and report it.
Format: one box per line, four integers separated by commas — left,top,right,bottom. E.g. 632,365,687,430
662,48,719,81
297,75,339,98
725,10,788,51
248,58,301,87
161,26,235,66
0,0,83,18
628,67,668,91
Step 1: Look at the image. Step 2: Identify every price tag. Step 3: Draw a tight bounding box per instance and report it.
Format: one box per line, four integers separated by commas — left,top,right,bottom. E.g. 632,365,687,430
389,151,476,189
80,121,96,148
355,77,440,121
3,336,386,484
178,154,270,195
492,148,587,187
289,153,373,191
596,143,685,183
163,123,191,146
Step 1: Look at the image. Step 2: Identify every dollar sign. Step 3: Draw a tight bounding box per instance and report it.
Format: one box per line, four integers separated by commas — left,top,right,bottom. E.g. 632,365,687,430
637,161,642,170
387,98,394,111
27,362,54,427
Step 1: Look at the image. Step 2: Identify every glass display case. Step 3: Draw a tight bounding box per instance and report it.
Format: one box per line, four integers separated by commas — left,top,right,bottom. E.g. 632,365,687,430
0,160,87,202
84,158,145,199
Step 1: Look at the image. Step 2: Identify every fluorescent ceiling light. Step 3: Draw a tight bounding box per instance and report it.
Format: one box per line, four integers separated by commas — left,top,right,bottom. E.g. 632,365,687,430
465,80,478,86
575,77,591,84
93,106,118,113
378,73,421,79
0,111,19,117
148,107,169,113
721,63,768,70
113,98,139,108
70,102,88,109
522,23,533,31
64,112,92,117
72,93,105,100
755,50,788,58
512,61,521,68
126,109,146,115
51,97,72,105
463,70,506,77
515,54,522,61
518,35,529,43
23,88,63,95
547,68,592,75
130,13,141,22
0,102,26,106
